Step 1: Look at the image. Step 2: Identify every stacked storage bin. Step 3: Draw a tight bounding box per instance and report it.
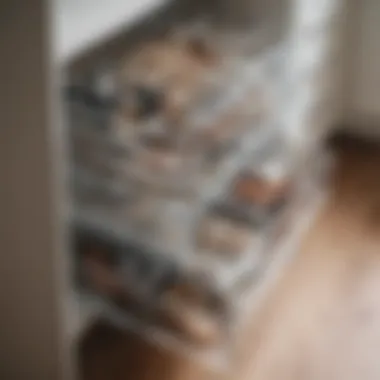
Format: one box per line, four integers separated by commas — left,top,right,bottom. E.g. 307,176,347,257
65,0,342,367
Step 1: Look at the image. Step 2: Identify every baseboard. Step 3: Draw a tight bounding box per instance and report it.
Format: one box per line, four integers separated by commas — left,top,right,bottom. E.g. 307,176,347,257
336,112,380,140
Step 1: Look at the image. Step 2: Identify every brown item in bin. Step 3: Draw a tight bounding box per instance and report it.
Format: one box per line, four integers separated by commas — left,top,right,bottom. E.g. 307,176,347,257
120,85,165,121
198,215,252,256
109,292,149,321
119,37,219,123
201,117,241,150
82,250,124,298
139,147,182,174
137,135,182,175
159,281,224,347
233,173,290,206
82,248,147,319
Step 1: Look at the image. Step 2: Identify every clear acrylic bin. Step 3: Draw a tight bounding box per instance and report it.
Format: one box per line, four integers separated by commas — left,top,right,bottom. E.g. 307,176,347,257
65,10,333,368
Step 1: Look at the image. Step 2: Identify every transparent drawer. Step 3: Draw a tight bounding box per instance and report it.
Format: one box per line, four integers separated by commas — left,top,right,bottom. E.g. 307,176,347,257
74,228,231,357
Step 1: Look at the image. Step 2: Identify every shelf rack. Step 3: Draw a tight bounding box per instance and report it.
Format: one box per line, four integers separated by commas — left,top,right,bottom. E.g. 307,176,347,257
0,0,346,378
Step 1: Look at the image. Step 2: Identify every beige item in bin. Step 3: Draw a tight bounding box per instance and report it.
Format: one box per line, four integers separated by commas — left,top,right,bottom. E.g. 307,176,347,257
119,37,219,124
127,134,200,190
159,281,224,347
81,247,149,320
138,145,182,175
233,172,290,207
198,214,252,257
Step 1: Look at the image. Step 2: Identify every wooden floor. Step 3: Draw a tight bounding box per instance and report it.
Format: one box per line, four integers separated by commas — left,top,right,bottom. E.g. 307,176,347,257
79,137,380,380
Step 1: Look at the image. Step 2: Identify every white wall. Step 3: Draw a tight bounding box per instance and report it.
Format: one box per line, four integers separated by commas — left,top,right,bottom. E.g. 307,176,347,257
343,0,380,135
